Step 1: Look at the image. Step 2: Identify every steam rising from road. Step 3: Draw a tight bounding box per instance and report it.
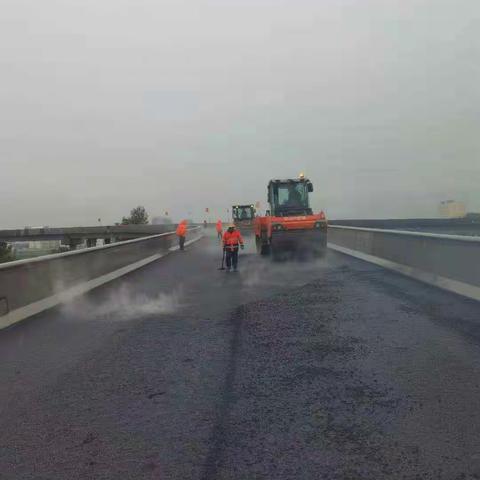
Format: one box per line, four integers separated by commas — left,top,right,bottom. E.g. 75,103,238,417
55,231,336,324
62,284,182,321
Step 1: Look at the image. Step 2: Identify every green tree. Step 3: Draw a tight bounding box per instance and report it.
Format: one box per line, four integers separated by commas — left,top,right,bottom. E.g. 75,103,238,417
121,206,149,225
0,242,14,264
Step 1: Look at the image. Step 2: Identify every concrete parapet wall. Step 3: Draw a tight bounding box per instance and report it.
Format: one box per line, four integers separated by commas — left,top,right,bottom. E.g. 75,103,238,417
0,227,201,329
328,225,480,301
0,224,178,242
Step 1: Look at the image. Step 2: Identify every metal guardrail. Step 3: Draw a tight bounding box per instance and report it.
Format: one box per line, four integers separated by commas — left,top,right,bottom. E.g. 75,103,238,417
0,227,202,330
328,225,480,301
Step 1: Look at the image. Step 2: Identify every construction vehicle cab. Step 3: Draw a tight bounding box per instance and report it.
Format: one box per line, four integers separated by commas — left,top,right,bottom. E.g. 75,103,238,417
267,178,314,217
232,204,256,229
255,176,327,259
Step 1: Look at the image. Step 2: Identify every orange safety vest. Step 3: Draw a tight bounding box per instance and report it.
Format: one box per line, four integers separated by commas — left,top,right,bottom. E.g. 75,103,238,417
223,230,244,249
176,221,187,237
216,220,223,233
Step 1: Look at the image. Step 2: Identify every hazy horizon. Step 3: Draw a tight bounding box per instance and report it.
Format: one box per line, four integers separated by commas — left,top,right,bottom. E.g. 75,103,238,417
1,0,479,228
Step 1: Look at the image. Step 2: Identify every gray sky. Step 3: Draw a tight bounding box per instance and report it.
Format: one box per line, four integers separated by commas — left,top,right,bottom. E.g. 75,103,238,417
1,0,479,227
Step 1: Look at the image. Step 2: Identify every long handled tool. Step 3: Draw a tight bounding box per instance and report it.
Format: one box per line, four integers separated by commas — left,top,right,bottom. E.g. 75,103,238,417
218,247,226,270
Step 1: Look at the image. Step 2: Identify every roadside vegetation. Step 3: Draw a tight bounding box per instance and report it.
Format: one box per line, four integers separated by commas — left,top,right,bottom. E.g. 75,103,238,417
0,242,14,264
120,206,149,225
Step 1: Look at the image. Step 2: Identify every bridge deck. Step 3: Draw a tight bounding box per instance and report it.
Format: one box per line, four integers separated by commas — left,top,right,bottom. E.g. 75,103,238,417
1,231,480,479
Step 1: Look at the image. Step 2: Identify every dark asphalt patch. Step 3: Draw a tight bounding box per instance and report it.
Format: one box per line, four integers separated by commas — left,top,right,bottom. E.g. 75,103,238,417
201,305,246,480
200,281,400,479
201,278,480,480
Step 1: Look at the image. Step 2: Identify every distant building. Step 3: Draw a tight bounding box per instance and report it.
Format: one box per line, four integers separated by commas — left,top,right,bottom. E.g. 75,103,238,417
439,200,466,218
28,240,61,250
11,240,62,259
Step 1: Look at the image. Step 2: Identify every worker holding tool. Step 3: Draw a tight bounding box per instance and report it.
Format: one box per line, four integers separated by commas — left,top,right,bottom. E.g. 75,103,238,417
176,219,187,251
222,223,244,272
216,219,223,240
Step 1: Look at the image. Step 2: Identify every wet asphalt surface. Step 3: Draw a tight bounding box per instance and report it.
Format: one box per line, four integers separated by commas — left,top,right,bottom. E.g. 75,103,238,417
2,230,480,479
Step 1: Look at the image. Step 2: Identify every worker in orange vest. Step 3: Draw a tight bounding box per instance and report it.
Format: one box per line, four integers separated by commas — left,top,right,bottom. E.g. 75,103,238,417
176,219,187,251
216,219,223,240
222,223,244,272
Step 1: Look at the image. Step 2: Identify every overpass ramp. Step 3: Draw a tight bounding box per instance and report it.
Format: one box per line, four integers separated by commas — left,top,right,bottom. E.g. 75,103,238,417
1,231,480,479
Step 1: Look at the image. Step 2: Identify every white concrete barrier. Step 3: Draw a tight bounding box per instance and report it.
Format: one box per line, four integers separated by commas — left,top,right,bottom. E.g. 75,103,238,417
328,225,480,302
0,227,202,329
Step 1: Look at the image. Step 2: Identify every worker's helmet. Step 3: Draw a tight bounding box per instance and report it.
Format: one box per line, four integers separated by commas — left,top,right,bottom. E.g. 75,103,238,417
228,223,236,229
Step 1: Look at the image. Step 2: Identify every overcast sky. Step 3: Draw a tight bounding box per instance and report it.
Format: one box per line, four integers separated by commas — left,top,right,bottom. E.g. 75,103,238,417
1,0,478,227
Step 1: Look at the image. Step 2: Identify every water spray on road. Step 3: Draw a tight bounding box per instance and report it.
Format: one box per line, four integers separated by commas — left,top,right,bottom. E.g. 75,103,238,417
61,284,183,321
